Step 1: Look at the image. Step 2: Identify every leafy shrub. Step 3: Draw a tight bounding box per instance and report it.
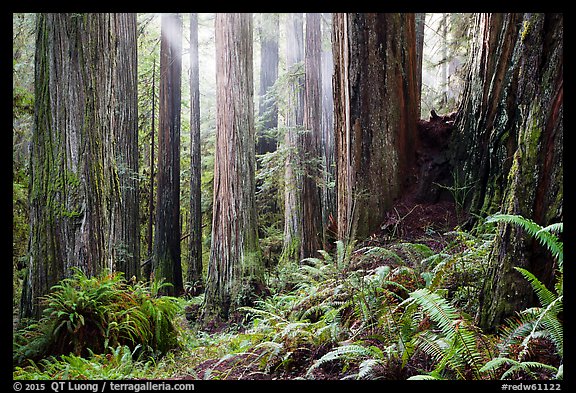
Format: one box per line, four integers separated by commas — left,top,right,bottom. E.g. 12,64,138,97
13,345,156,380
13,269,183,367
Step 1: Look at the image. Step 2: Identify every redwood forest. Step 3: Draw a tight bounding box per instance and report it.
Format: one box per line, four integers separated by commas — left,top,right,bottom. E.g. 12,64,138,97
12,13,563,383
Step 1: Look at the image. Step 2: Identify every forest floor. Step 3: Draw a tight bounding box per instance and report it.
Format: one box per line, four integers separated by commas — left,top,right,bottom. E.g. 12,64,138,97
180,195,466,380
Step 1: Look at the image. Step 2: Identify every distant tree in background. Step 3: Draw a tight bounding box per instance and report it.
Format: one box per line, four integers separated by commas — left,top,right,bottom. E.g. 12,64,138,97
281,12,305,264
257,13,279,155
300,12,324,259
187,13,203,295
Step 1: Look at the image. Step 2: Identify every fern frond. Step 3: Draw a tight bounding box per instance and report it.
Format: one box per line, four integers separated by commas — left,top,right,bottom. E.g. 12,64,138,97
409,289,459,334
519,295,563,359
514,267,557,308
480,357,516,374
408,288,483,378
538,222,563,235
357,358,384,379
540,313,563,359
500,360,558,380
414,330,450,365
486,214,563,266
498,310,539,356
305,344,372,378
481,357,556,379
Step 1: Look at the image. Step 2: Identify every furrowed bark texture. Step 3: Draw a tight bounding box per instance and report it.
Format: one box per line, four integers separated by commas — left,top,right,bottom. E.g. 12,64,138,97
451,13,524,219
468,13,563,331
203,13,263,321
112,13,140,280
22,13,129,319
153,13,183,296
332,13,419,242
187,13,203,294
281,13,304,264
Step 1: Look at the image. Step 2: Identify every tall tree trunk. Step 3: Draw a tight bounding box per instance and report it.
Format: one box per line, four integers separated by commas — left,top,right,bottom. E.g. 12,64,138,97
300,12,323,258
415,13,425,117
187,13,203,295
147,59,156,261
440,13,449,108
257,13,279,155
453,13,564,331
321,13,336,247
22,13,123,319
332,13,419,243
203,13,262,322
281,13,304,264
112,13,140,281
152,13,183,296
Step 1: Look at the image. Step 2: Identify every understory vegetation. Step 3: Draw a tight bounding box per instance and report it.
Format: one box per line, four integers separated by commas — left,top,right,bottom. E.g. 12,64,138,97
13,214,563,381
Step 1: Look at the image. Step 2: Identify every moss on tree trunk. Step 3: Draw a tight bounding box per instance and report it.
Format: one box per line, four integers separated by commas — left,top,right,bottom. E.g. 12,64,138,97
22,13,135,319
451,13,563,331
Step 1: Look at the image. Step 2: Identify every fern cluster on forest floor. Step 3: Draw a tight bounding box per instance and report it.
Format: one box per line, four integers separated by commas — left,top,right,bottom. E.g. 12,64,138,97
13,214,562,381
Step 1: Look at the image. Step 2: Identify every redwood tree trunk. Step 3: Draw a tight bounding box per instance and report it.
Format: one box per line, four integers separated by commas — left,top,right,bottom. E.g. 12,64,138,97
415,13,425,117
281,12,304,264
451,13,524,219
463,13,564,331
112,13,140,280
321,13,336,247
203,13,262,322
300,12,323,258
187,13,203,295
21,13,127,319
332,13,419,242
153,13,183,296
146,60,156,263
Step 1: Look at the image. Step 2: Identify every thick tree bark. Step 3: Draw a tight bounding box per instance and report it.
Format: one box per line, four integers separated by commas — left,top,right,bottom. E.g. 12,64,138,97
187,13,203,295
468,13,563,331
332,13,419,242
112,13,140,280
203,13,263,322
281,13,304,264
300,12,324,258
153,13,183,296
257,13,279,155
21,13,126,319
451,13,524,219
